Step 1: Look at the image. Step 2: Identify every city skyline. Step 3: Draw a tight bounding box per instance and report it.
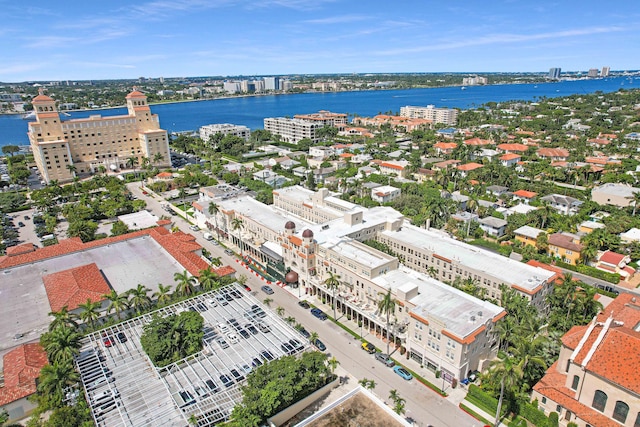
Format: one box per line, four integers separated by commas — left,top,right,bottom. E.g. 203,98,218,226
0,0,638,82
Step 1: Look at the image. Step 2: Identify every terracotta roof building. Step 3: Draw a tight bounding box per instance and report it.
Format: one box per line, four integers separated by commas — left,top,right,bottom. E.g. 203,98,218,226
532,293,640,427
0,343,48,420
43,263,111,312
537,148,570,161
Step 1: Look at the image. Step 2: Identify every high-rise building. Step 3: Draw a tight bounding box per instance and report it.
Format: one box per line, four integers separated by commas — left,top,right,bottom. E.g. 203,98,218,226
264,77,279,91
462,76,488,86
400,105,459,125
223,81,241,94
601,66,611,77
264,117,322,144
587,68,599,78
28,89,171,183
548,68,562,80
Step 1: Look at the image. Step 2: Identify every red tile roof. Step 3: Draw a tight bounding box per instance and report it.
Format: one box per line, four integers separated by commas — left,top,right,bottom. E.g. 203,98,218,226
125,90,146,99
457,162,483,171
513,189,537,198
500,153,521,161
463,137,493,146
537,148,569,158
598,250,626,266
0,343,48,406
5,243,37,257
548,233,583,252
43,263,111,312
434,142,458,150
497,143,529,152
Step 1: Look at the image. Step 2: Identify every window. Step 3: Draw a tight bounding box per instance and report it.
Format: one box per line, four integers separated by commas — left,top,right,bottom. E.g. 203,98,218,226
592,390,607,412
541,397,547,404
613,401,629,423
571,375,579,390
634,412,640,427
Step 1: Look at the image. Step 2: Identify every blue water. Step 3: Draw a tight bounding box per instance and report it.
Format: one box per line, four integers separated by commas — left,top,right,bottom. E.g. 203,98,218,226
1,76,635,147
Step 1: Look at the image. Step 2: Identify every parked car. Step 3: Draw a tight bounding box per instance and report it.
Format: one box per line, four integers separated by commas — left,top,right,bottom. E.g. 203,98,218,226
298,300,310,309
189,225,200,231
361,342,376,354
393,366,413,381
298,327,311,339
310,308,327,320
374,352,395,367
261,285,274,295
116,332,127,343
313,339,326,351
224,249,234,256
102,335,113,348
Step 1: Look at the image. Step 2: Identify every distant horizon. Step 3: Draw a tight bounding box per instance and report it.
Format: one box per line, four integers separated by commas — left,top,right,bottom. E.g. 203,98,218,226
1,0,638,82
2,70,638,86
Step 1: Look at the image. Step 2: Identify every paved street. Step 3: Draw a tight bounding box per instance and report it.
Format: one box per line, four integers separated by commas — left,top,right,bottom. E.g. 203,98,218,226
128,182,482,427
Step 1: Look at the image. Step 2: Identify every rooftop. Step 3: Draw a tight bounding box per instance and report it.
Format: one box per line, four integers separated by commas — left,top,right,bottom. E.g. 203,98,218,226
382,224,555,292
0,343,48,406
43,263,111,312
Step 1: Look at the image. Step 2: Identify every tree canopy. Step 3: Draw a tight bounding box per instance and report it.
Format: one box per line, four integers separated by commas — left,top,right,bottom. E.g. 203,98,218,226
140,311,204,367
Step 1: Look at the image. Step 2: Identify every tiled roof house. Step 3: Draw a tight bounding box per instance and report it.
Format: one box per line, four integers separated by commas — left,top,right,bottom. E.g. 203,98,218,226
532,293,640,427
0,343,48,420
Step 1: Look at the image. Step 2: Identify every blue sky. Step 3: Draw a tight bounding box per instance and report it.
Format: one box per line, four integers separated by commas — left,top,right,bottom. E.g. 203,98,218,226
0,0,638,82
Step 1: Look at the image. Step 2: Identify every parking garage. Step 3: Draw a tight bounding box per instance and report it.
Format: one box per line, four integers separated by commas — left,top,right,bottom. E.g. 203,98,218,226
75,284,309,426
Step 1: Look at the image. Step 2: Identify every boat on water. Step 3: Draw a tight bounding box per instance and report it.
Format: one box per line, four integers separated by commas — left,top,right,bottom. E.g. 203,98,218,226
461,86,466,90
22,111,36,120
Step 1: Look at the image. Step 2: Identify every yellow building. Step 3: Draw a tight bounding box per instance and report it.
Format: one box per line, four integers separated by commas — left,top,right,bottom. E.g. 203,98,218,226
28,89,171,183
548,232,583,265
514,225,544,247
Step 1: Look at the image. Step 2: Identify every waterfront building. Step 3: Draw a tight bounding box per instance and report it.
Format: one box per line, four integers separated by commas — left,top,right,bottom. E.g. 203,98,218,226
199,123,251,142
28,89,170,183
461,76,488,86
264,117,322,144
352,115,433,132
294,110,348,127
400,105,458,125
264,76,279,91
223,81,241,94
601,66,611,77
532,293,640,427
549,67,562,80
587,68,599,78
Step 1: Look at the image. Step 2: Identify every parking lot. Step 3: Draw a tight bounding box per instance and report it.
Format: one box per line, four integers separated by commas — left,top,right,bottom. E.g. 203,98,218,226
75,284,309,427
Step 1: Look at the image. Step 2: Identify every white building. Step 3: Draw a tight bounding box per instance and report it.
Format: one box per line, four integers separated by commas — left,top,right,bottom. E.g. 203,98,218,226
264,77,279,91
371,185,401,203
400,105,458,125
199,123,251,142
264,117,321,144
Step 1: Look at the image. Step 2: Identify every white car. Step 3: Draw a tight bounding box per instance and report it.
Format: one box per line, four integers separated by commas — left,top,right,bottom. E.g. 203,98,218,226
189,225,200,231
226,333,239,344
207,299,217,307
217,323,229,334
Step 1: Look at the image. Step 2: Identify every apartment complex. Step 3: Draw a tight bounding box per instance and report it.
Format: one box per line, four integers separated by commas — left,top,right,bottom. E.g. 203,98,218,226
532,293,640,427
28,89,170,183
549,68,562,80
293,110,348,127
400,105,459,125
191,186,568,380
199,123,251,142
461,76,488,86
263,117,322,144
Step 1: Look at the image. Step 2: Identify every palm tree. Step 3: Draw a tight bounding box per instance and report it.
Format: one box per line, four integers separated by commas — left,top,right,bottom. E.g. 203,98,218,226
627,191,640,216
66,164,77,178
209,256,222,267
174,270,196,297
103,289,130,319
78,298,102,329
37,361,80,407
358,378,376,391
126,156,139,176
178,188,188,216
41,326,82,364
276,306,285,317
231,217,244,256
323,272,341,319
208,202,220,239
263,297,273,307
487,351,524,427
153,153,164,165
153,283,173,306
285,315,296,325
128,284,152,314
327,356,339,373
389,389,401,403
309,331,319,344
48,306,78,331
378,289,397,356
198,268,220,291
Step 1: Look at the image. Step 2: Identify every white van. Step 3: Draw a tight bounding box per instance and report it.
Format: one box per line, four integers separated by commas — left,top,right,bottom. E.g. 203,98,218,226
203,232,213,241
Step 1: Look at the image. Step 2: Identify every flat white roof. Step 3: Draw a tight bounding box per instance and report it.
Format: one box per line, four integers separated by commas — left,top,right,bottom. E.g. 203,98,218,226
219,196,315,234
118,210,159,230
514,225,544,239
383,224,554,292
372,267,504,339
323,238,395,269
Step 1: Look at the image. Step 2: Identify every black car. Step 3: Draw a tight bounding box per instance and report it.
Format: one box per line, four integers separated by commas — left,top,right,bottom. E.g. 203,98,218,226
298,300,311,309
289,338,304,351
245,324,258,335
229,368,244,382
280,342,295,355
260,350,274,362
298,327,311,339
313,339,327,351
238,328,250,339
196,303,208,312
251,357,263,368
116,332,127,343
220,374,234,388
205,379,220,393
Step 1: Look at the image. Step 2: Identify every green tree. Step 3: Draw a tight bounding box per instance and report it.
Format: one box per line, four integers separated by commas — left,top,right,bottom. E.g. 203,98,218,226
153,283,173,306
174,270,196,297
77,298,102,329
263,297,273,307
40,326,82,365
323,272,341,320
208,201,220,238
1,145,20,157
126,156,139,176
198,268,220,292
37,361,80,409
488,351,524,427
110,220,129,236
358,378,376,391
67,219,98,242
140,311,204,367
276,306,285,317
231,217,244,257
128,284,152,314
48,306,78,332
103,289,129,319
378,289,397,356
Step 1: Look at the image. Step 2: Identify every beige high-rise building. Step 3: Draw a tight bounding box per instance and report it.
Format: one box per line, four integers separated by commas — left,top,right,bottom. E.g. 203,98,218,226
28,89,171,183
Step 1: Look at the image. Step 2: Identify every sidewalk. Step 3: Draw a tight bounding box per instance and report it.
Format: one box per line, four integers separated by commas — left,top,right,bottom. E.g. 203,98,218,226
275,283,505,426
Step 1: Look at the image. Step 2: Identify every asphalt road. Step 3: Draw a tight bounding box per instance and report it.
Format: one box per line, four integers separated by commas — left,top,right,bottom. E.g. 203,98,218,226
127,182,480,427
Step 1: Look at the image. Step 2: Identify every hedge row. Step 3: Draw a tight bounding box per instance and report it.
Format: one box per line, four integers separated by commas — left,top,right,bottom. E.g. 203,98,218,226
555,260,620,284
466,384,504,418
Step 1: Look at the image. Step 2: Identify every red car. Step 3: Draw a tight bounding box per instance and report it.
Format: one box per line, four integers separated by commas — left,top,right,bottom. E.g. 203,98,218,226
244,285,251,292
102,335,113,347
